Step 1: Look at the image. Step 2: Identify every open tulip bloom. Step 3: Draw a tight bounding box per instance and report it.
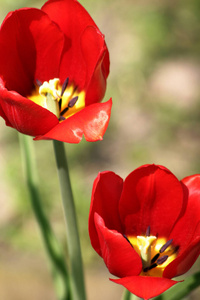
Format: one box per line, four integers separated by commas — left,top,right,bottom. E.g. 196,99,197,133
89,164,200,299
0,0,111,143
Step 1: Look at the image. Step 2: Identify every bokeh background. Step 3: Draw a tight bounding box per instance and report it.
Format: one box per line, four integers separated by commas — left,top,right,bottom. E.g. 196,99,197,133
0,0,200,299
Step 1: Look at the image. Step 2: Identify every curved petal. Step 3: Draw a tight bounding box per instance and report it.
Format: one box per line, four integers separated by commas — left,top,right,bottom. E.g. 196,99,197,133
169,175,200,253
42,0,109,104
119,164,184,237
80,26,109,105
0,8,65,96
111,276,180,300
94,213,142,277
34,99,112,143
89,171,123,255
0,87,58,136
164,234,200,279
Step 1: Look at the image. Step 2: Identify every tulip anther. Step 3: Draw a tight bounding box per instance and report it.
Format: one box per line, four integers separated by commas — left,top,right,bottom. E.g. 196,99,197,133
146,225,151,237
157,255,168,265
126,227,178,276
29,77,85,120
61,77,69,96
159,239,173,253
151,253,160,264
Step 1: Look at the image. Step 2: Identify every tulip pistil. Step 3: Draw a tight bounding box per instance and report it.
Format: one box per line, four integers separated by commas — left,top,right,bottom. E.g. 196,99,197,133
137,235,157,269
28,78,85,121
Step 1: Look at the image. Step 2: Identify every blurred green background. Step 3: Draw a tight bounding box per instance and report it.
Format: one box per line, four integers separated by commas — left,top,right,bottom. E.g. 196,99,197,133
0,0,200,299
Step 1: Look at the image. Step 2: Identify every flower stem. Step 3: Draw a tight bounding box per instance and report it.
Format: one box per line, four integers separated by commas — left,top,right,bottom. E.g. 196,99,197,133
122,289,141,300
19,134,69,300
53,140,86,300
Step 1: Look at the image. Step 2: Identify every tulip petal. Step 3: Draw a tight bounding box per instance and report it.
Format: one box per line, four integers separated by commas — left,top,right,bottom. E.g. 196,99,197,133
169,175,200,253
0,8,65,96
34,99,112,142
94,213,142,277
0,87,58,136
80,26,109,105
42,0,109,104
89,171,123,255
164,235,200,279
119,165,184,237
111,276,180,300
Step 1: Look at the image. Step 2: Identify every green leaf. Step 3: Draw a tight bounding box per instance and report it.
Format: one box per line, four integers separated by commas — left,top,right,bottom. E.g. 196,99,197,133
154,271,200,300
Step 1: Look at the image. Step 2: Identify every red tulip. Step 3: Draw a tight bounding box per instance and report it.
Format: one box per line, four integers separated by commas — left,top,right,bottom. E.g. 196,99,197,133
0,0,111,143
89,164,200,299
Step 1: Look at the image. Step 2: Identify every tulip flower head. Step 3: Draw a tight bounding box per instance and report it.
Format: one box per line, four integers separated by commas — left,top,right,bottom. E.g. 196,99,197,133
89,164,200,299
0,0,111,143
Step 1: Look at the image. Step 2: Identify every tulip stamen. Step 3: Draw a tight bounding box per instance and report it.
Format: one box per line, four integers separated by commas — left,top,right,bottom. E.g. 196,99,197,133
159,239,173,253
59,98,62,112
143,263,157,272
59,77,69,111
68,96,79,108
151,253,160,264
36,79,42,87
60,96,79,116
29,78,85,120
127,230,178,276
144,255,169,272
142,238,176,273
157,255,168,265
146,225,151,237
60,106,68,116
61,77,69,97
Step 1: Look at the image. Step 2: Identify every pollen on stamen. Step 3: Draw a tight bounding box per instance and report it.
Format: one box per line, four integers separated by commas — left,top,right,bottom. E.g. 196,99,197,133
61,77,69,96
160,239,173,253
146,226,151,237
60,96,79,116
157,255,168,265
59,116,66,121
36,79,42,87
68,96,79,108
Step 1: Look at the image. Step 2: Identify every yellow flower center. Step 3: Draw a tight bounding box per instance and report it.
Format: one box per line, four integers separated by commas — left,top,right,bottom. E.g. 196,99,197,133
28,78,85,120
126,227,177,277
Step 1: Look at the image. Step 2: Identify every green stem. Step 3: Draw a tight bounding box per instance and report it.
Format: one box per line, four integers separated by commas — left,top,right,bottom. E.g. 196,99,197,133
154,271,200,300
122,290,141,300
53,140,86,300
19,134,69,300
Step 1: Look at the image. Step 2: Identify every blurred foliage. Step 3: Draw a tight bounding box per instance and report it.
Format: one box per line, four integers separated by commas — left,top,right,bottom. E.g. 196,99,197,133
0,0,200,299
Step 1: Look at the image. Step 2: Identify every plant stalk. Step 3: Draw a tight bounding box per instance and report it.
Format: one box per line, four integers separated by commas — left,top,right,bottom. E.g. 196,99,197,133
19,134,69,300
53,140,86,300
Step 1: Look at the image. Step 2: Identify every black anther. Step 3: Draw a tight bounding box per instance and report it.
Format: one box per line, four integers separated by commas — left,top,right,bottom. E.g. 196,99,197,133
61,77,69,96
157,255,168,265
160,239,173,253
